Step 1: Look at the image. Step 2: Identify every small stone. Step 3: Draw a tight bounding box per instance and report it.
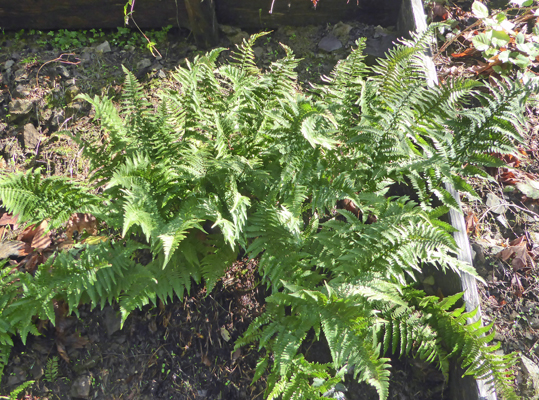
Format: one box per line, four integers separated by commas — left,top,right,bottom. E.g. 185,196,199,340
65,102,83,120
57,65,70,78
332,21,352,41
5,60,15,70
70,375,92,398
520,355,539,399
13,84,30,98
364,35,397,62
253,46,264,59
8,99,34,122
95,41,111,53
486,193,507,214
14,68,29,82
31,362,44,380
157,70,166,79
65,86,80,104
104,306,122,337
20,123,42,149
6,367,26,387
80,51,92,63
228,31,250,45
219,25,241,35
318,35,342,52
137,58,152,70
197,389,208,398
471,243,486,266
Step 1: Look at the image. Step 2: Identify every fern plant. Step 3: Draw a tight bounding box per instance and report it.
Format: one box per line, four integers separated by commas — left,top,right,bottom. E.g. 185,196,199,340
0,29,536,398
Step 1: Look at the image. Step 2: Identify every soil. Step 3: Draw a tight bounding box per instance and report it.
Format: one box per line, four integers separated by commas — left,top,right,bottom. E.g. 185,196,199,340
0,8,538,399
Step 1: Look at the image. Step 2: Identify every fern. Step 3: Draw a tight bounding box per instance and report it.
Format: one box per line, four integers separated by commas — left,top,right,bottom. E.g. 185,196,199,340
0,28,536,399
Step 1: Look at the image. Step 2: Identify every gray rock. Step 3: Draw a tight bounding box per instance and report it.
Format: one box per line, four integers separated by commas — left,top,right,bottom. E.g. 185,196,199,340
96,41,111,53
519,355,539,399
5,60,15,70
471,243,486,266
253,46,264,59
70,375,92,398
104,306,122,336
137,58,152,70
14,68,29,82
486,192,507,214
332,22,352,41
20,123,42,149
364,35,397,61
318,35,342,52
57,65,70,78
80,50,93,63
31,361,44,380
157,70,167,79
6,367,26,387
219,25,241,35
8,99,34,122
228,31,250,45
65,102,83,120
65,86,80,104
13,84,30,98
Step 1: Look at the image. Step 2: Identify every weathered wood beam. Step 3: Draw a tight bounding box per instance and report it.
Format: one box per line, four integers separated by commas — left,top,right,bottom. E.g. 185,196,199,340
184,0,219,49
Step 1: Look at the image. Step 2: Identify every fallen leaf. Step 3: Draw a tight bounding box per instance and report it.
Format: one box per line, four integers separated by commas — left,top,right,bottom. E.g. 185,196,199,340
511,274,524,298
432,2,449,19
451,47,478,58
17,224,37,243
201,353,212,367
23,253,43,274
220,326,231,342
509,236,526,246
0,213,19,227
231,348,242,363
0,241,32,259
66,213,98,240
31,220,51,250
465,211,479,235
516,178,539,200
56,341,70,363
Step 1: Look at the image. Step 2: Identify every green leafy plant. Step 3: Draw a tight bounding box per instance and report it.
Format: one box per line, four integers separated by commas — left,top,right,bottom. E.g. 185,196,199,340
0,380,34,400
0,29,536,399
469,0,539,72
44,356,59,383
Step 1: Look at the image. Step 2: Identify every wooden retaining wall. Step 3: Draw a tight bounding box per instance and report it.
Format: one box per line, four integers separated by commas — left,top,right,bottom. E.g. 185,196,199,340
0,0,400,47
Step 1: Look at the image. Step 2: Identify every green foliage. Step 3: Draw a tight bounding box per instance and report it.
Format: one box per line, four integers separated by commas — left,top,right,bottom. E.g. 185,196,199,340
0,29,536,398
455,0,539,73
44,356,59,383
0,379,35,400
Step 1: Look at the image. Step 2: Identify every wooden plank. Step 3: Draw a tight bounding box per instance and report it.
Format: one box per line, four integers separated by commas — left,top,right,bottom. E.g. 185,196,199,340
0,0,189,30
0,0,401,32
185,0,219,49
398,0,497,398
215,0,400,29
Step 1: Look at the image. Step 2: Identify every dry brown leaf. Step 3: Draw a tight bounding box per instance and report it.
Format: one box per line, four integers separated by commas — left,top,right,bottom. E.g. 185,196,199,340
465,211,479,235
56,341,70,363
201,353,212,367
23,253,43,274
0,213,19,227
511,274,524,298
17,224,37,243
509,235,526,246
31,220,51,250
65,213,98,240
231,348,242,363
